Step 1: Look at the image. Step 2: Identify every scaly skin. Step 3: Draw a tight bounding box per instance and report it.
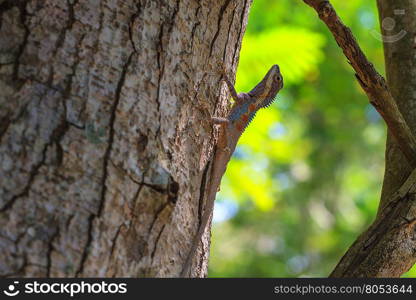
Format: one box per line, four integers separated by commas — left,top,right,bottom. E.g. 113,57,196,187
180,65,284,277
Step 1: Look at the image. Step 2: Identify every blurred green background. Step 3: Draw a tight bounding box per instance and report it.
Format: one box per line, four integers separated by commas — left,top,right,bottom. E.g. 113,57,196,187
209,0,416,277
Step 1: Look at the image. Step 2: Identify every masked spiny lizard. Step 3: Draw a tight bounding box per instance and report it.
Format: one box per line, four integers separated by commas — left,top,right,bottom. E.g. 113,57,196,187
181,65,284,276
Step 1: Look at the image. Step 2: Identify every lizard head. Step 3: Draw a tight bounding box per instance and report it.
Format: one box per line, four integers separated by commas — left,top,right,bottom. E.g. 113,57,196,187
248,64,283,109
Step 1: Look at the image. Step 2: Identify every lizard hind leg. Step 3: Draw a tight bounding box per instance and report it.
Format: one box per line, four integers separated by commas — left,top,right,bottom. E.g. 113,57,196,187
211,117,229,125
211,117,229,149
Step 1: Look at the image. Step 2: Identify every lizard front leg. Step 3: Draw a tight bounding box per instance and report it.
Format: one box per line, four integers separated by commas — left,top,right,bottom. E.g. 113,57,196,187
217,64,245,105
221,74,245,104
222,75,240,102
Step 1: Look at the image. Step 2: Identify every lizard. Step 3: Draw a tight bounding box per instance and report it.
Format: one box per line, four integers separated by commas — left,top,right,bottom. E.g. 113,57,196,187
180,64,284,277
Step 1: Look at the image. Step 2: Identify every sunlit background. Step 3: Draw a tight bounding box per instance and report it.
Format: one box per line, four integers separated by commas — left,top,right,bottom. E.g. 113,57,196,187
209,0,416,277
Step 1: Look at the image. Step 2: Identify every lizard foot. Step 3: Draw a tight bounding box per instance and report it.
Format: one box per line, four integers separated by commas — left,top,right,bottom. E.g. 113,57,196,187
211,117,229,125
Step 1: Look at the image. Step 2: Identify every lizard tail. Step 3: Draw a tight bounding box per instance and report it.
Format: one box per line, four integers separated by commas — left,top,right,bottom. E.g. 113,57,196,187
179,193,215,277
180,146,230,277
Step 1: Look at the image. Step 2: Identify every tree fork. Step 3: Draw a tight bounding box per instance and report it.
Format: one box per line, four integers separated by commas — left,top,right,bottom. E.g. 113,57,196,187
303,0,416,277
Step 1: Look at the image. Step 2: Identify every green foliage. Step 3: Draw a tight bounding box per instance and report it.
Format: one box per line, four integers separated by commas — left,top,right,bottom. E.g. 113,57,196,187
237,27,326,89
209,0,416,277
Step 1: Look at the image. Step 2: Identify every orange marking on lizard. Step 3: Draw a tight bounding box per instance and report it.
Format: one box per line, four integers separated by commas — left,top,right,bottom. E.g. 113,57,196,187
236,122,244,132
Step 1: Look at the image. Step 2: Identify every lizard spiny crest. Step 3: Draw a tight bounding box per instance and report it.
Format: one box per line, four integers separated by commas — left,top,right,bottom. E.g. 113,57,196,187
236,64,283,131
228,65,283,132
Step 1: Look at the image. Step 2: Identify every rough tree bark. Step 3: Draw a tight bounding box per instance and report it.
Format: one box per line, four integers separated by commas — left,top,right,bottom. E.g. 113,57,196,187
0,0,252,277
303,0,416,277
378,0,416,213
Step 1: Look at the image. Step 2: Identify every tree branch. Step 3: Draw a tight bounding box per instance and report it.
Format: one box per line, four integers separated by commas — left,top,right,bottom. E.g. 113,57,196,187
303,0,416,168
331,168,416,277
303,0,416,277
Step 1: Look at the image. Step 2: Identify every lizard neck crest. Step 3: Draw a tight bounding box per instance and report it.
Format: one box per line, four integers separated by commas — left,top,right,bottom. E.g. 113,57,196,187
228,65,283,132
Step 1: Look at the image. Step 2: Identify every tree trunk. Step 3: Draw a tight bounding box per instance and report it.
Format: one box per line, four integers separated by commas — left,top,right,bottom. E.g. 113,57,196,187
0,0,251,278
330,0,416,277
378,0,416,213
